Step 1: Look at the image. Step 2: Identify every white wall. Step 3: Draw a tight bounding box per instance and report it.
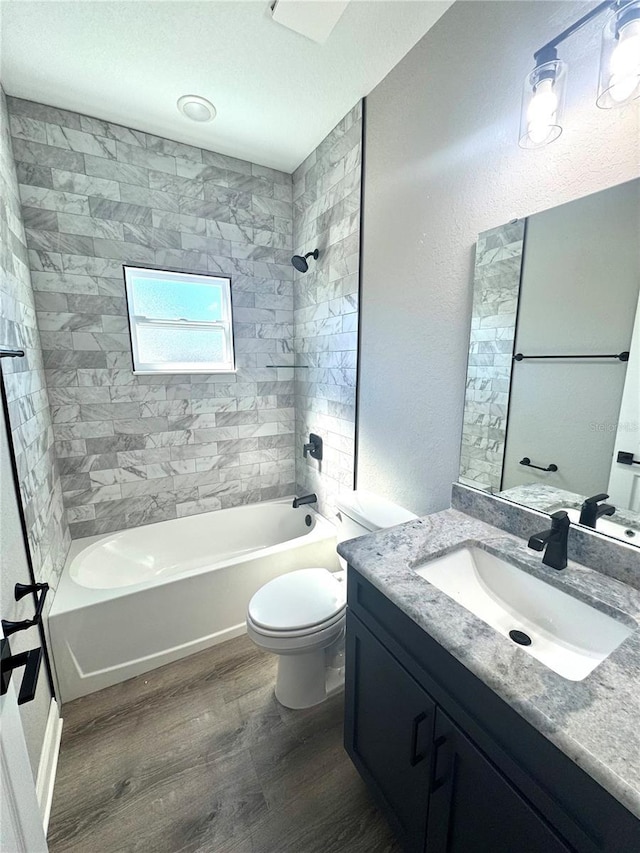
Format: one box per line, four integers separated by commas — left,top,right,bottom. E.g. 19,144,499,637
357,0,640,515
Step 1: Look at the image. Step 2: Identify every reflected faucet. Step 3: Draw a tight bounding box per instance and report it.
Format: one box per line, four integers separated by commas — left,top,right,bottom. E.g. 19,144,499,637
528,511,570,570
579,493,616,529
293,493,317,509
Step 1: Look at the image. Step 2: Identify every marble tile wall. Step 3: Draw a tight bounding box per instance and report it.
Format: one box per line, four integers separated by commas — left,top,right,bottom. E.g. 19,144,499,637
292,103,361,519
0,87,70,583
459,220,525,493
7,96,296,537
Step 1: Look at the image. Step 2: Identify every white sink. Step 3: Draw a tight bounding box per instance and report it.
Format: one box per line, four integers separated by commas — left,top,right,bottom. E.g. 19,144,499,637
557,507,639,545
415,547,633,681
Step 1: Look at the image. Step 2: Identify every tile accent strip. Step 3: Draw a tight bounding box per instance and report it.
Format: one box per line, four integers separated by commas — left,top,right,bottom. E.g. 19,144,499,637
1,87,70,585
459,220,524,492
292,102,361,519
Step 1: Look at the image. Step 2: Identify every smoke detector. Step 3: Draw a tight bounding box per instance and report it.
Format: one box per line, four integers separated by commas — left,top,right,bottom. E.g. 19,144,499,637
270,0,350,44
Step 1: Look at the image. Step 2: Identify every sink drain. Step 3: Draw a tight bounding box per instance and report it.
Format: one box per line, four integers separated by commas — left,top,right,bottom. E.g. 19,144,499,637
509,629,532,646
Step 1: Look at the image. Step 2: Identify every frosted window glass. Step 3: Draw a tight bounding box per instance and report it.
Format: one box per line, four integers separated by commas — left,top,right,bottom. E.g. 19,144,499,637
137,326,225,365
131,279,223,322
124,266,235,374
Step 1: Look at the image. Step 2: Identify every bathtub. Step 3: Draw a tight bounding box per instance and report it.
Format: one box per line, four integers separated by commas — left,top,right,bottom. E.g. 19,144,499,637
47,499,340,703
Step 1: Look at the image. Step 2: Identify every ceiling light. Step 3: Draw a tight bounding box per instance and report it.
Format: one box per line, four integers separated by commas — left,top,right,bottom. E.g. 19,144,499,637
177,95,216,123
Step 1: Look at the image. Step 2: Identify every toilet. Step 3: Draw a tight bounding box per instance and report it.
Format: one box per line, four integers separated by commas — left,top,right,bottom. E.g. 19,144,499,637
246,490,417,709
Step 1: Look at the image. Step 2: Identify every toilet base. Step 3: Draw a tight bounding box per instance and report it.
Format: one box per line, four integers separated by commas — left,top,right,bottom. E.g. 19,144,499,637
273,634,345,709
275,648,330,709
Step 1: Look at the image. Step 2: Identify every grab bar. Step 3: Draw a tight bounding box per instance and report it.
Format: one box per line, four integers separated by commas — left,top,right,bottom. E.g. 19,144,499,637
520,457,558,473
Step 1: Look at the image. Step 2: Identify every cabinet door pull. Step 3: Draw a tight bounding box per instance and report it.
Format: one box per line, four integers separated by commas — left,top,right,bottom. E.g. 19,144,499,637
431,735,449,791
409,711,429,766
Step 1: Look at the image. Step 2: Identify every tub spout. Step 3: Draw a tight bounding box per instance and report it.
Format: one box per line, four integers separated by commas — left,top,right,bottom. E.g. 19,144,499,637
292,494,317,509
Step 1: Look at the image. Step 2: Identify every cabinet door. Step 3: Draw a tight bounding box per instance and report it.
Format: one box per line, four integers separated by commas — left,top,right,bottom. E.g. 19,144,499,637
427,709,572,853
345,611,435,852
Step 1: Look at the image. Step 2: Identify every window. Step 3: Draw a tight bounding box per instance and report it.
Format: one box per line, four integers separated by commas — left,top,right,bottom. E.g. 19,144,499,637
123,266,235,374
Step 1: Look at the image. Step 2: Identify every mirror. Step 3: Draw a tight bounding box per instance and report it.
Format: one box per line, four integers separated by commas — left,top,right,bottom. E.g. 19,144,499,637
460,179,640,546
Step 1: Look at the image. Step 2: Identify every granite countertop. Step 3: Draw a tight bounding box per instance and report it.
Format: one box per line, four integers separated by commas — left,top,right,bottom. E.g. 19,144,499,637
499,483,640,534
338,508,640,819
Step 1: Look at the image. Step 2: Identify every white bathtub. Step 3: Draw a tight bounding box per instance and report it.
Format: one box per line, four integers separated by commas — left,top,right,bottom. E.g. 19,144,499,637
47,499,340,703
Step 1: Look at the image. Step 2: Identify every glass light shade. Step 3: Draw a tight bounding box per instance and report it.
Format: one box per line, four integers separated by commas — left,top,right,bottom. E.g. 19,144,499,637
519,59,567,149
597,1,640,108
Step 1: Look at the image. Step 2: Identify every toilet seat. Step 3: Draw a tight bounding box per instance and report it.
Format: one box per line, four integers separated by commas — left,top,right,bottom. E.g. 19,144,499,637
247,607,345,640
247,568,346,634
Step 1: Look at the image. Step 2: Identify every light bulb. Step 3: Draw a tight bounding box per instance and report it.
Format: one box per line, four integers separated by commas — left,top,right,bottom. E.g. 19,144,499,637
608,18,640,103
526,78,559,145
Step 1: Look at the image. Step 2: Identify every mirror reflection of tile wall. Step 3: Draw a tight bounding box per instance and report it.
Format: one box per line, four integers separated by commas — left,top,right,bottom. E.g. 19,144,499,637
459,220,524,492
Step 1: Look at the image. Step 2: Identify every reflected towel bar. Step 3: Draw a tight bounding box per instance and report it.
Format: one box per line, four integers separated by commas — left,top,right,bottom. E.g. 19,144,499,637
520,457,558,472
0,347,25,359
617,451,640,466
513,351,629,362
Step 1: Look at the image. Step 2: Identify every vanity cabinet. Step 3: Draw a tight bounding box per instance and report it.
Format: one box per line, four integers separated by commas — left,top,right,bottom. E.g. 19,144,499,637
344,568,640,853
346,610,434,850
426,709,570,853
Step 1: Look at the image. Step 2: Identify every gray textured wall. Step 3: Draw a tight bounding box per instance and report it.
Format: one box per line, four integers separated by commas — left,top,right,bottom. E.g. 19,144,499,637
293,103,361,519
358,1,640,515
0,85,58,775
7,96,297,537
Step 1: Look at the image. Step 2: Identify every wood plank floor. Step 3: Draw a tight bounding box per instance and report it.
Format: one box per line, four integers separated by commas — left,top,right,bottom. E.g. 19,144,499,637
48,635,401,853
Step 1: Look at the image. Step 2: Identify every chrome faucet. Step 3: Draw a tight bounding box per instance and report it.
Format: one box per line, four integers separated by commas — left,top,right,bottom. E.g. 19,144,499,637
528,511,570,570
292,493,317,509
579,493,616,529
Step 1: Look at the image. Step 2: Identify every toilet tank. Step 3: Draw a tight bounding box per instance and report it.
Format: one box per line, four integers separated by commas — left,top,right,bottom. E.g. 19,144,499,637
335,490,418,550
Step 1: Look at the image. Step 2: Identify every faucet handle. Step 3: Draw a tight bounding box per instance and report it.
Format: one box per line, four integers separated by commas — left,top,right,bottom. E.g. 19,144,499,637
549,510,570,534
583,493,609,505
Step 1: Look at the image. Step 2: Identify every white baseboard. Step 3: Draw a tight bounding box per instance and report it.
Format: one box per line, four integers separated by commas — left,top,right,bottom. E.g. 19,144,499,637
36,698,63,833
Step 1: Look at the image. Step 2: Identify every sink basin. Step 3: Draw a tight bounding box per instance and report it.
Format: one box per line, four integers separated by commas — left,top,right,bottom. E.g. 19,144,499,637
415,547,633,681
556,506,639,545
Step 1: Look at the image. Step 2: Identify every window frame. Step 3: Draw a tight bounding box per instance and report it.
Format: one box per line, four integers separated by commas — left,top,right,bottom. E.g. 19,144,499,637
123,265,236,375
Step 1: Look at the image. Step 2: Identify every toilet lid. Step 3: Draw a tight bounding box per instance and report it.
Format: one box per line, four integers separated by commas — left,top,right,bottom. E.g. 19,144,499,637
248,568,346,632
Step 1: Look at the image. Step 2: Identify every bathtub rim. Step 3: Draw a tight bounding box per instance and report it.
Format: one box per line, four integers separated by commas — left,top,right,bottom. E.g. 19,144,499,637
50,498,337,616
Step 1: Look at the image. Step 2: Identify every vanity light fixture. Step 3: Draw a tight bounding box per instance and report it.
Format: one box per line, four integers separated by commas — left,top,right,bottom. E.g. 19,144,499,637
519,48,567,148
597,0,640,108
519,0,640,149
177,95,217,122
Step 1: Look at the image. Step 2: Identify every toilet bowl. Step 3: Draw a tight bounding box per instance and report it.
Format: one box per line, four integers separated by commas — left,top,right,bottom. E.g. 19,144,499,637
246,568,347,709
246,491,417,709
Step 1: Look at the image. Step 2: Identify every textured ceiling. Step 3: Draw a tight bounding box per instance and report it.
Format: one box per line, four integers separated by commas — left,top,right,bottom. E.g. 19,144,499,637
0,0,451,172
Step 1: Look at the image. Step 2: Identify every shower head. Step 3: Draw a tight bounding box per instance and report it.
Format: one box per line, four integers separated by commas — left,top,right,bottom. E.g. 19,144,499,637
291,249,319,273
